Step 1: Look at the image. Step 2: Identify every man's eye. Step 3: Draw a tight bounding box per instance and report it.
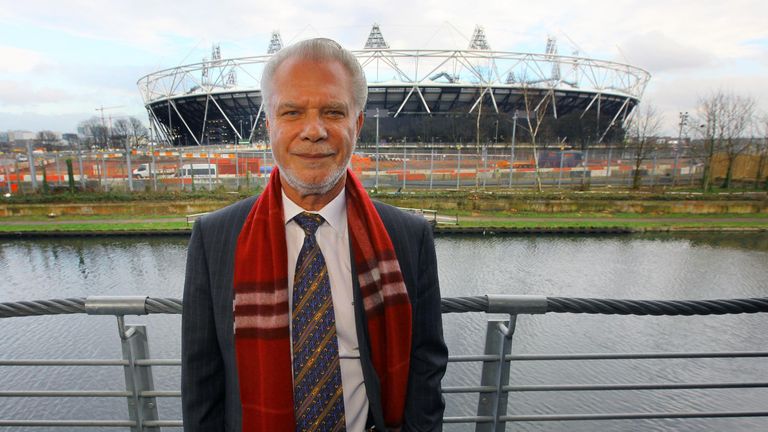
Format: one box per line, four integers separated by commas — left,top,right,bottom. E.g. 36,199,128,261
326,111,345,118
282,111,299,117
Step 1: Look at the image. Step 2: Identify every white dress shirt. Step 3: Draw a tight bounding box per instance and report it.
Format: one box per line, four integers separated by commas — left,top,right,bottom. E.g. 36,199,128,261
282,188,368,431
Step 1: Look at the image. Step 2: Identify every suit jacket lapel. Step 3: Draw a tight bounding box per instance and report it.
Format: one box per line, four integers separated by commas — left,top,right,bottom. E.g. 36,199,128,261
349,233,387,430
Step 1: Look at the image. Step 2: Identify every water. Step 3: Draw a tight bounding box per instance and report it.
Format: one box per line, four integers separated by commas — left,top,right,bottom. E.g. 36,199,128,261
1,233,767,431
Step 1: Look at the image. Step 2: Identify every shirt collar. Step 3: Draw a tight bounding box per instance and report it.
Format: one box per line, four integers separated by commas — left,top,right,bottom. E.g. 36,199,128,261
282,187,346,234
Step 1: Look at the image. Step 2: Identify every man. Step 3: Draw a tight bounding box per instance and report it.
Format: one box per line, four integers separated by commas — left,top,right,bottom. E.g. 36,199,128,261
182,38,447,431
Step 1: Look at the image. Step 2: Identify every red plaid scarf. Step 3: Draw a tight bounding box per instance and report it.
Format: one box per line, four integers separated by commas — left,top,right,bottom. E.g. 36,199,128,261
233,167,412,431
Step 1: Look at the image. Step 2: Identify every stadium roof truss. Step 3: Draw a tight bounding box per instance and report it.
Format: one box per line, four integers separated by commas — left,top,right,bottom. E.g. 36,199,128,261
138,47,650,146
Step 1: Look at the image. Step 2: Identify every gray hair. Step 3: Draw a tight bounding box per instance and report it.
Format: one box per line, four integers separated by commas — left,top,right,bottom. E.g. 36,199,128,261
260,38,368,117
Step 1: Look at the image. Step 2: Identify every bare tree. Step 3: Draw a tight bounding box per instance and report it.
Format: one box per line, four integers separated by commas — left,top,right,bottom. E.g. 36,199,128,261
520,86,553,192
128,117,148,146
36,131,58,151
113,117,148,149
626,103,663,189
112,119,130,150
695,91,756,190
113,117,148,192
756,115,768,190
77,117,109,149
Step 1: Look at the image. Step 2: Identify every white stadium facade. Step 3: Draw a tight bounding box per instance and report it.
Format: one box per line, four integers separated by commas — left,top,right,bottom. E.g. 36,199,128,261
137,25,650,149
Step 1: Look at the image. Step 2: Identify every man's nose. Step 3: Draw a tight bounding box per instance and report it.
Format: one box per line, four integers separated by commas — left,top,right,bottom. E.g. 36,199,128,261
300,113,328,142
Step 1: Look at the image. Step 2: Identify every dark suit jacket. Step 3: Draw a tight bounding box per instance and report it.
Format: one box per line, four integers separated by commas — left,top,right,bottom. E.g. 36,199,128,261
182,195,447,431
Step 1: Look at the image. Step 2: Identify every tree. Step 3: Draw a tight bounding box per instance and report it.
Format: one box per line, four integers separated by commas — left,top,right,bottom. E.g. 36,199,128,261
695,91,756,190
112,117,148,149
520,86,554,192
756,115,768,190
626,103,663,189
63,132,85,189
36,131,58,151
62,133,79,148
77,117,109,149
113,117,148,192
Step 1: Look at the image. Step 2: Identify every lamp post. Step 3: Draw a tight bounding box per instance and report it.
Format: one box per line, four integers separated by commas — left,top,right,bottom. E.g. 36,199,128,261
376,109,381,189
456,143,462,190
509,111,523,188
402,137,407,191
674,112,689,186
366,108,389,190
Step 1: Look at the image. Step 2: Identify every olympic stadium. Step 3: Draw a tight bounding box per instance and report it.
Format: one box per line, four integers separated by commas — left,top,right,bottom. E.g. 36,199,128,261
137,25,651,148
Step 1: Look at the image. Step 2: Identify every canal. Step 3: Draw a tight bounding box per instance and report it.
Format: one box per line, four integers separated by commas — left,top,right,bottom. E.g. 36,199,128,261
1,233,767,431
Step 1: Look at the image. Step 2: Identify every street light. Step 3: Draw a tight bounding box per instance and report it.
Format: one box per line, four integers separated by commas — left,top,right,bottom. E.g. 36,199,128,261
674,111,689,186
366,108,389,190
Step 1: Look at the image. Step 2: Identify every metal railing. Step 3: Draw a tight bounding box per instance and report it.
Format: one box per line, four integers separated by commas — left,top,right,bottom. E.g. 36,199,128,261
388,207,459,226
1,295,767,430
185,207,459,228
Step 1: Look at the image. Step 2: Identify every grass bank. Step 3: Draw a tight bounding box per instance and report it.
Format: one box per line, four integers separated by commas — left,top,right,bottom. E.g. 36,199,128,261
1,189,766,234
0,221,189,233
1,212,766,234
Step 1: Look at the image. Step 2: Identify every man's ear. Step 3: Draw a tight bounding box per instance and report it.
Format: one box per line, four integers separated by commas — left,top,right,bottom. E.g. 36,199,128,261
265,116,271,133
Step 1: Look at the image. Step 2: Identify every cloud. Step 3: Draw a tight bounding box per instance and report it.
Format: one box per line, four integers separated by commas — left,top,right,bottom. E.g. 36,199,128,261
642,72,768,134
0,46,52,74
0,111,94,133
620,31,714,73
0,80,72,106
1,0,767,134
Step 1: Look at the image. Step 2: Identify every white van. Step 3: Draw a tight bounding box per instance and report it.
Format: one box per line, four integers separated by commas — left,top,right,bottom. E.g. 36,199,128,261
132,163,153,178
177,164,217,179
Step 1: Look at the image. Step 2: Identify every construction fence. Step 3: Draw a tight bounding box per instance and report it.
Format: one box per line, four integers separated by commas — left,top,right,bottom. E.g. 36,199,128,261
0,145,720,194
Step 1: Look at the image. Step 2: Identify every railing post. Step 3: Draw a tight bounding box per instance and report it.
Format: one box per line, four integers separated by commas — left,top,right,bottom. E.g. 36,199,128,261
117,316,160,432
476,315,517,432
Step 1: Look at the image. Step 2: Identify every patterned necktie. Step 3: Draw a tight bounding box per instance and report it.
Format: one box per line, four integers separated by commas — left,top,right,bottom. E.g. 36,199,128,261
291,212,346,431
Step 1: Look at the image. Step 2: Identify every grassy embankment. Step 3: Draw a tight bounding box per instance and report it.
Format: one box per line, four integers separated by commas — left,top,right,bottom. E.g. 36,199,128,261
1,188,767,233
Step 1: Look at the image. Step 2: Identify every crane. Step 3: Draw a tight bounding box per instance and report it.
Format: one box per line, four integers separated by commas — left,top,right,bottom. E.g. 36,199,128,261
95,105,125,148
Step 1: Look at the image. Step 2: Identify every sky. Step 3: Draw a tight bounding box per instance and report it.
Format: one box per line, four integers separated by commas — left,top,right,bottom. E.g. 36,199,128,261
1,0,766,136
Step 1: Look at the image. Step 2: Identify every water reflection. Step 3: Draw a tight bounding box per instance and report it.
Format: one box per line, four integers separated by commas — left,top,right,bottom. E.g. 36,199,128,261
638,232,768,253
1,237,189,302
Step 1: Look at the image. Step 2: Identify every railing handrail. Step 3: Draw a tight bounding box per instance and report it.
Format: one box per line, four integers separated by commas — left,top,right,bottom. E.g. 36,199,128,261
3,294,768,319
2,294,768,430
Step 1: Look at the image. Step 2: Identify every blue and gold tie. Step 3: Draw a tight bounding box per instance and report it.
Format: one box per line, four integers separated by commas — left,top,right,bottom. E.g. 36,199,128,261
291,212,346,431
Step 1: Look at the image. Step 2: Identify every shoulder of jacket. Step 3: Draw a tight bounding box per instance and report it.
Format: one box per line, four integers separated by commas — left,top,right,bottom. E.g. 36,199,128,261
372,200,431,233
198,195,258,228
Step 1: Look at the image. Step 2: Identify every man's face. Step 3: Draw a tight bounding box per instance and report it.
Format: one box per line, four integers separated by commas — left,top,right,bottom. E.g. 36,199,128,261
267,57,364,199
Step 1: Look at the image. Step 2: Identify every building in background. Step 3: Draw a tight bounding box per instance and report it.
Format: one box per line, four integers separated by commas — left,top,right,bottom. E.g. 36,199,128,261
137,25,650,150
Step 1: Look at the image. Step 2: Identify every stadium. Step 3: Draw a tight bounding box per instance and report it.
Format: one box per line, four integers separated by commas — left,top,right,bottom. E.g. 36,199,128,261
137,25,651,149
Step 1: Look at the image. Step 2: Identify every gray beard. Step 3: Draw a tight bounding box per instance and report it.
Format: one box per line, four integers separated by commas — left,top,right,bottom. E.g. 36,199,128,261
273,152,351,196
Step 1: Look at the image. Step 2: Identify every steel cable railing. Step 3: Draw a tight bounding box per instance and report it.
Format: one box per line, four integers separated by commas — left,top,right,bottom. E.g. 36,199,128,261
1,294,768,430
440,295,768,315
4,295,767,318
